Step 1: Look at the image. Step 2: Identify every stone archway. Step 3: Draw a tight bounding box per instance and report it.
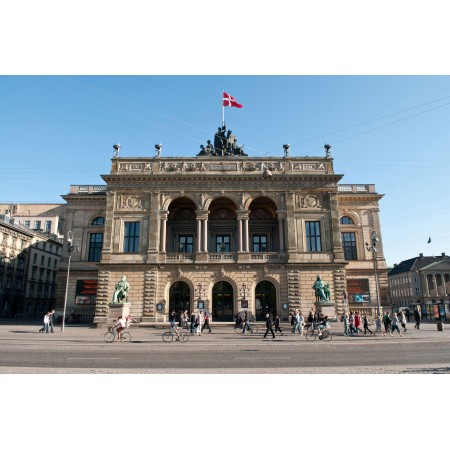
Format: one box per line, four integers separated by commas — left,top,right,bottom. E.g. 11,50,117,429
169,281,191,319
212,281,234,321
255,280,277,320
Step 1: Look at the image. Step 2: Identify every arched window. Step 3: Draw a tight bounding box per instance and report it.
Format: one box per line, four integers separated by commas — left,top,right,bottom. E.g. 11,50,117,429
340,216,354,225
91,217,105,226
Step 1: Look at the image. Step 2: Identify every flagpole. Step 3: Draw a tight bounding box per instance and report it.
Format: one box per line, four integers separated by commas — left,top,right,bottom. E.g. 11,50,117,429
222,89,225,128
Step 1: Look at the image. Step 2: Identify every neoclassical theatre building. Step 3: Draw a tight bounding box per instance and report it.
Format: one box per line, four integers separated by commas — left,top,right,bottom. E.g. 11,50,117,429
55,138,388,325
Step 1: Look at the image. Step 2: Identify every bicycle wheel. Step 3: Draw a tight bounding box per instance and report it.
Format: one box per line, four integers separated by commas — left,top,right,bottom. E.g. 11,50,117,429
104,331,115,343
305,330,317,341
162,331,174,343
321,330,332,341
179,332,190,343
121,332,132,342
235,324,243,334
250,325,259,334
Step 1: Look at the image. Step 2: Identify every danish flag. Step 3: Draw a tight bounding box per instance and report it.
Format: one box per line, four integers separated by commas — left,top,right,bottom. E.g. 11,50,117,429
223,91,243,108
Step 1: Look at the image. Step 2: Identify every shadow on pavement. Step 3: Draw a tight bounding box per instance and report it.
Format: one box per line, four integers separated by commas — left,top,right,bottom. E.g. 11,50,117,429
403,366,450,374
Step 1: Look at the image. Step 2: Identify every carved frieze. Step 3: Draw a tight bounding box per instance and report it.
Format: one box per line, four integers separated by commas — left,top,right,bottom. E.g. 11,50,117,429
297,194,322,209
291,162,326,172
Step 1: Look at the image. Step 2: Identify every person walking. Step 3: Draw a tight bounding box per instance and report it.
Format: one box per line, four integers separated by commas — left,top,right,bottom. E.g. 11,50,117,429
354,312,362,335
39,312,50,333
374,315,385,336
383,311,391,335
235,311,242,330
201,310,212,333
363,314,373,335
190,311,196,334
195,311,202,335
242,311,253,334
273,313,284,336
169,310,176,328
389,312,403,337
348,311,355,336
296,311,305,335
341,310,350,337
414,306,421,329
263,313,275,339
308,308,314,325
290,311,297,333
293,310,301,334
48,309,55,333
399,310,407,332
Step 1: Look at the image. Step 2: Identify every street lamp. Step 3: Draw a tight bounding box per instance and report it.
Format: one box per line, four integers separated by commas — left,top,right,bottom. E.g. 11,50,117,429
365,230,381,316
61,231,78,332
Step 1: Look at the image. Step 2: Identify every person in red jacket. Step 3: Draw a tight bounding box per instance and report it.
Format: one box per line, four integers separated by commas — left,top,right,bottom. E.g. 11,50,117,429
354,312,363,335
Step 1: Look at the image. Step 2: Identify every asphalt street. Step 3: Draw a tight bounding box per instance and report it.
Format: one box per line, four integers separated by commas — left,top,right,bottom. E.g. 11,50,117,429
1,320,449,373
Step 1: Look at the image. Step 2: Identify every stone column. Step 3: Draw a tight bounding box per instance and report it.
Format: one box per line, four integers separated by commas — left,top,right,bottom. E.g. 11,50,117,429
196,218,202,252
278,213,285,252
244,216,249,252
329,191,345,261
203,218,208,252
433,274,438,296
238,218,243,252
159,210,168,253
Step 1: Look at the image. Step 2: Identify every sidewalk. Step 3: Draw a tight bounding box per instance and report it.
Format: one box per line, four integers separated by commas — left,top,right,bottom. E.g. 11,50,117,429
0,319,447,343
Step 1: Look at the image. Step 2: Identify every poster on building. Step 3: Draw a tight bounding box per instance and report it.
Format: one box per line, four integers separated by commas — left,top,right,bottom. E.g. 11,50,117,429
347,278,371,303
75,279,98,305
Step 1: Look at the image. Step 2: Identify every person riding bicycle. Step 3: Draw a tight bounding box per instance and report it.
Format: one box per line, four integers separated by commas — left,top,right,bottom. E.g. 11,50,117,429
114,316,126,341
242,311,252,334
316,315,329,332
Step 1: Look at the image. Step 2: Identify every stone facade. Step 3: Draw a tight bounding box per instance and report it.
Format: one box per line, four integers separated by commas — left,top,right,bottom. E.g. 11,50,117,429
54,153,388,325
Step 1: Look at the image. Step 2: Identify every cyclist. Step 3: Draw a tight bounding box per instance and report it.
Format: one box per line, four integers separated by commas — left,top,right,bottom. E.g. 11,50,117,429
242,311,252,334
114,316,126,341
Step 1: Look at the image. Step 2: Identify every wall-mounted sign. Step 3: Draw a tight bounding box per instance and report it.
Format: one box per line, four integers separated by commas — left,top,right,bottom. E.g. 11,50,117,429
347,278,370,303
241,300,248,309
75,279,97,305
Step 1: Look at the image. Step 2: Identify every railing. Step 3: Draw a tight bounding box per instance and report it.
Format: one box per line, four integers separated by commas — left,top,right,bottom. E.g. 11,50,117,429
208,253,236,262
250,252,280,261
338,184,375,193
166,253,195,262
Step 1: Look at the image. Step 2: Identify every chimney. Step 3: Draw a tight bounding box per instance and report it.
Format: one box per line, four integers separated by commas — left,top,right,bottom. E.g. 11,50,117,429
419,253,423,258
441,252,446,257
394,264,397,267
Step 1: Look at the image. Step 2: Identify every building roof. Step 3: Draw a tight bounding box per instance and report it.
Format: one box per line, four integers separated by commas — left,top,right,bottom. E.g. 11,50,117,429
388,254,450,276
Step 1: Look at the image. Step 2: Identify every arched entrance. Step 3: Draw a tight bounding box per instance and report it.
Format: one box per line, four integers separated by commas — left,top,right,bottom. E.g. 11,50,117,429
255,281,277,320
169,281,191,318
212,281,234,321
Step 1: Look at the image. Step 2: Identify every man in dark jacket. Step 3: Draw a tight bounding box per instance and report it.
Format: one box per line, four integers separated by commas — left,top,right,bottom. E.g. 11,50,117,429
414,306,421,329
263,313,275,339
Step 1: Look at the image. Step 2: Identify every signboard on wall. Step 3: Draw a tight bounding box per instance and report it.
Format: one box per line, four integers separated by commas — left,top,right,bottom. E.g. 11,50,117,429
75,279,97,305
347,278,371,303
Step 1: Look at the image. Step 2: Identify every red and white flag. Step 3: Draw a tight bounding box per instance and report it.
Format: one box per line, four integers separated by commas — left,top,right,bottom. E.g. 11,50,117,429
223,91,243,108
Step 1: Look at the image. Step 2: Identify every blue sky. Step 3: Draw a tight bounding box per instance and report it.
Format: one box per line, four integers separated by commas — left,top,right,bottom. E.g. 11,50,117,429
1,75,449,266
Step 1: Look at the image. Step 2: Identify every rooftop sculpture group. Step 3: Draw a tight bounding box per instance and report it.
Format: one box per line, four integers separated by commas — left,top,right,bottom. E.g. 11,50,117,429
197,124,247,157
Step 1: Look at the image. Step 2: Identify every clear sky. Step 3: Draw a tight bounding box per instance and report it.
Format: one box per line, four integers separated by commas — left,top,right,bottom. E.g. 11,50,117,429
1,75,449,266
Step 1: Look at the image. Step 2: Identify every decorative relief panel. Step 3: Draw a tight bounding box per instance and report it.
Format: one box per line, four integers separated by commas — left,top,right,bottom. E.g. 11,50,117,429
117,194,143,210
291,162,326,172
297,194,322,209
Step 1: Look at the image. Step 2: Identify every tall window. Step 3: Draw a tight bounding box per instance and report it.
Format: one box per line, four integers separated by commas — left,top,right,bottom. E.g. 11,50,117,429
252,235,268,252
306,221,322,251
88,233,103,261
124,222,140,253
216,235,230,252
45,220,52,232
342,232,357,260
34,220,41,230
178,235,193,253
24,220,31,228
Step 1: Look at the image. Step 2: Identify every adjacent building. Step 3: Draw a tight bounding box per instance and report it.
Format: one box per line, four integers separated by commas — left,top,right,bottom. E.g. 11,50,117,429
388,253,450,320
0,213,62,318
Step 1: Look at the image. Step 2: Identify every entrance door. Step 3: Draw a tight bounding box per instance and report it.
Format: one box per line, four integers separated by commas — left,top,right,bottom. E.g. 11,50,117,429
169,282,191,319
212,281,234,321
255,280,276,320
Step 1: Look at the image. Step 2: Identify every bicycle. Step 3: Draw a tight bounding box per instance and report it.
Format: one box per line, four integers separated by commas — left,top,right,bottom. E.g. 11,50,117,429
162,325,190,343
305,323,332,341
235,322,259,334
104,326,132,343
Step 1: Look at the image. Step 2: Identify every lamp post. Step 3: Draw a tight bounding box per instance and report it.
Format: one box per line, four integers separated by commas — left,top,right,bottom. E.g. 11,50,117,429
61,231,77,332
365,230,381,317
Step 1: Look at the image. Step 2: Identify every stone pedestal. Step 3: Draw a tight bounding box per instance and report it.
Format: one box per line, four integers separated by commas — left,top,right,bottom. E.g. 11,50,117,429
107,303,131,327
315,302,336,319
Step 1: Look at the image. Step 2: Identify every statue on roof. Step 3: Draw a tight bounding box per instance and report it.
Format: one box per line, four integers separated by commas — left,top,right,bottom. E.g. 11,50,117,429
197,124,247,157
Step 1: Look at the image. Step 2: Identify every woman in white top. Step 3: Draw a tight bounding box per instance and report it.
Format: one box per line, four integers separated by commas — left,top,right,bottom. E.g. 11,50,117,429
196,311,202,335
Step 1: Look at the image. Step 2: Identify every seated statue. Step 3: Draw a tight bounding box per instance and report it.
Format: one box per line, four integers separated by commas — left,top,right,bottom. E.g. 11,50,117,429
112,275,129,304
313,275,328,303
